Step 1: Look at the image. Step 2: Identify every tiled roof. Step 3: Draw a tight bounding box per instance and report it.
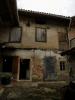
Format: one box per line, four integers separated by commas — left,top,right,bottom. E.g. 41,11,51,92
18,9,70,20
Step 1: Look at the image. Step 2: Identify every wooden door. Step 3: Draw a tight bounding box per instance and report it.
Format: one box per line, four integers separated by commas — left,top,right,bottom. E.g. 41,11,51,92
44,56,56,80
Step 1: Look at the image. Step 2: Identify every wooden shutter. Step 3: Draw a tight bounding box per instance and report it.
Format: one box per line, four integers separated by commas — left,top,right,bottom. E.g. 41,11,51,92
10,27,21,42
36,28,46,42
12,56,19,80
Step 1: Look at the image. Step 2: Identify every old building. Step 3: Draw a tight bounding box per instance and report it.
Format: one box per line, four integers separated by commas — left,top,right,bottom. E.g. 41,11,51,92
0,9,70,82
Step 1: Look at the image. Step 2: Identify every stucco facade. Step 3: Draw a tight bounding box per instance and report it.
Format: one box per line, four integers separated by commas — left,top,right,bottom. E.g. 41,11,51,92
0,10,70,82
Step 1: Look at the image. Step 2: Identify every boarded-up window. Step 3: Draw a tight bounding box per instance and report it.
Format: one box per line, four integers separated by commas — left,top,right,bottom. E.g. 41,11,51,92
9,27,22,42
35,28,46,42
60,61,65,71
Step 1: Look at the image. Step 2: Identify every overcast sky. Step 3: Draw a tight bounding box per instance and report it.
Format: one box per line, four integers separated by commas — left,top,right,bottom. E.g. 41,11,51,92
17,0,75,16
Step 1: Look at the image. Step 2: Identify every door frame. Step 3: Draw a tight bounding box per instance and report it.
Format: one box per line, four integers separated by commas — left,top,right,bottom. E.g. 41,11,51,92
18,58,32,81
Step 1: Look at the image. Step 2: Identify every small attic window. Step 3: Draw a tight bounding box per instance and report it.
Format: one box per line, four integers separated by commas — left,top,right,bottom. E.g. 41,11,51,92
35,19,46,24
26,20,30,27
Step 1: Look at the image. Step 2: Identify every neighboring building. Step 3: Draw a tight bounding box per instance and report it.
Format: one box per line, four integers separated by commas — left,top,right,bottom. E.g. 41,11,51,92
61,17,75,82
0,9,70,82
0,0,19,81
0,0,19,27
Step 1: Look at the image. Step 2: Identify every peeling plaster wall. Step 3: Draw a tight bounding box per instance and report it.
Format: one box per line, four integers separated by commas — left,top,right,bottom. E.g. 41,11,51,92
68,28,75,40
0,17,69,81
3,49,69,81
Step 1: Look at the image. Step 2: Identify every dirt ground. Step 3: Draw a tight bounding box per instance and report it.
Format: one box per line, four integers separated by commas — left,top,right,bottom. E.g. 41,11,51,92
0,85,62,100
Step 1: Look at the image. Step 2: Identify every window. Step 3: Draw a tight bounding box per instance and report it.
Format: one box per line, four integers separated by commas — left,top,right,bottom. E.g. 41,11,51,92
9,27,22,42
35,27,47,42
60,61,65,71
58,32,68,50
58,32,68,42
35,19,46,24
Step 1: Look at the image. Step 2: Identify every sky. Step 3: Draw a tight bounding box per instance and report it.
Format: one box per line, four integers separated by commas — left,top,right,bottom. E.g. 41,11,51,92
17,0,75,16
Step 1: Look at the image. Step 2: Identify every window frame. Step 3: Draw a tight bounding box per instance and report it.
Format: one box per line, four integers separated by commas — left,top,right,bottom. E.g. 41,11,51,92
58,32,69,50
60,61,66,71
9,27,22,43
58,32,68,42
35,27,47,42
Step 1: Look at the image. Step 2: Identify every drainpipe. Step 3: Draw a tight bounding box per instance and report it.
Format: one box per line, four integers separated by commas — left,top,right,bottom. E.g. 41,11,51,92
67,17,72,83
68,17,72,48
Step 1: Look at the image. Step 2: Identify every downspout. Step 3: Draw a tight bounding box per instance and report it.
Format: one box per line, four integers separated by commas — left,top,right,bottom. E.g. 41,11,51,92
67,17,74,82
68,17,72,48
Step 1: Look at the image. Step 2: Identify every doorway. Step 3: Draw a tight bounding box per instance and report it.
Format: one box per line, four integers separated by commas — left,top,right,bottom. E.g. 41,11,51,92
43,56,56,80
2,56,13,72
19,59,30,80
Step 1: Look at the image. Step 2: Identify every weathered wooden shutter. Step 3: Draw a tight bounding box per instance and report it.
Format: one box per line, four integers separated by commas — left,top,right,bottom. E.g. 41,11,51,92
36,28,46,42
12,56,19,80
10,27,21,42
